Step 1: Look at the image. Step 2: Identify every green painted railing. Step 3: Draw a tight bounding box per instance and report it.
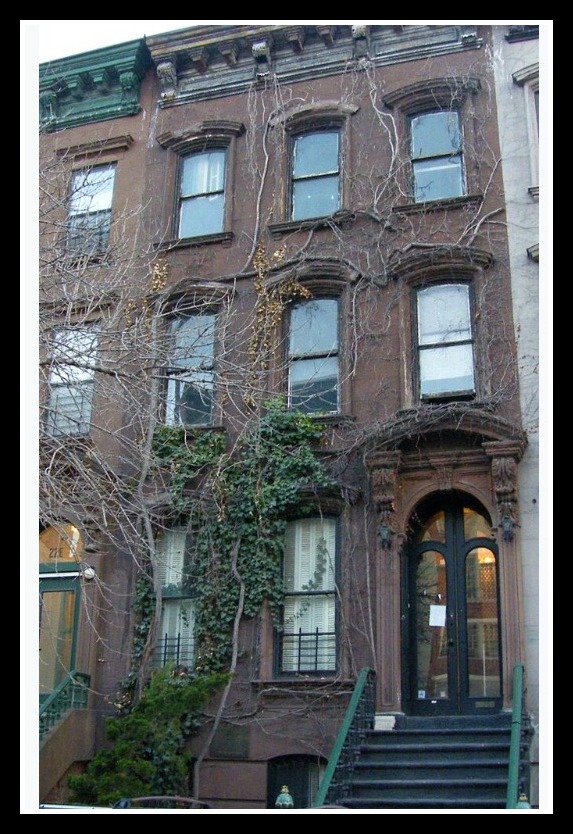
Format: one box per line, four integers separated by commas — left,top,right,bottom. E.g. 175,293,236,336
313,667,376,807
506,662,531,808
39,671,91,738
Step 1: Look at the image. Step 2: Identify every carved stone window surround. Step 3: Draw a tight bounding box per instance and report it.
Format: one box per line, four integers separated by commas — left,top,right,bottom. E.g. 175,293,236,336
157,121,245,244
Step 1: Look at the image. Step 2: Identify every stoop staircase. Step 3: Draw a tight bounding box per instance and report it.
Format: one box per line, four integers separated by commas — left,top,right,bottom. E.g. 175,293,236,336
339,713,515,809
314,667,532,810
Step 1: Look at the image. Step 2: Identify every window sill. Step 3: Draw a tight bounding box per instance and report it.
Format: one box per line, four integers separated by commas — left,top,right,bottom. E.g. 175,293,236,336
305,412,355,426
392,194,483,215
253,675,353,690
155,232,233,251
268,210,354,237
62,250,112,267
420,391,476,405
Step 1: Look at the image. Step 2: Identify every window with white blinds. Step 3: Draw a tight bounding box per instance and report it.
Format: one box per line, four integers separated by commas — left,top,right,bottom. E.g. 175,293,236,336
45,327,98,436
155,526,187,588
280,518,337,673
153,527,196,669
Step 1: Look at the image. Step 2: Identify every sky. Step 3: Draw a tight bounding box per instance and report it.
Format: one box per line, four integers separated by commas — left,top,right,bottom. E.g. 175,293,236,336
23,19,552,64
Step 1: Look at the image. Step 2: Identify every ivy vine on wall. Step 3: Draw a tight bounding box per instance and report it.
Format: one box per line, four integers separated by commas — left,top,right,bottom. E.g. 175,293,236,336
151,396,335,674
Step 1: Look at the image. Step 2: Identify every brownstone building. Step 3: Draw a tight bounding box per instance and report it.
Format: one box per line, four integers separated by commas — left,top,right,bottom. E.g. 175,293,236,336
38,24,540,810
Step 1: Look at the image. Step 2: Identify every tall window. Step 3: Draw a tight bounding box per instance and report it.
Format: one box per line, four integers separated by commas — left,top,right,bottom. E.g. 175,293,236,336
165,312,217,426
291,131,340,221
288,298,339,414
153,527,196,669
178,150,226,238
410,110,464,202
279,518,337,674
416,283,475,399
67,164,116,254
45,327,98,436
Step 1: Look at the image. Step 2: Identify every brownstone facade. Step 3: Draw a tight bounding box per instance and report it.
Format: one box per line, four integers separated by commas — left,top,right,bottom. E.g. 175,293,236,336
39,24,538,809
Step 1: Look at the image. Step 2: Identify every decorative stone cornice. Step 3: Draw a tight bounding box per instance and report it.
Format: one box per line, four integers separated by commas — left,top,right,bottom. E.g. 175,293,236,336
386,243,493,281
145,24,481,106
39,40,151,131
383,76,481,113
156,121,245,153
55,135,134,160
367,405,527,453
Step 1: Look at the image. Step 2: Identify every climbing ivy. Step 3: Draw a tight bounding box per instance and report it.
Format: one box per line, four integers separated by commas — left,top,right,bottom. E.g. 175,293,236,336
152,396,335,674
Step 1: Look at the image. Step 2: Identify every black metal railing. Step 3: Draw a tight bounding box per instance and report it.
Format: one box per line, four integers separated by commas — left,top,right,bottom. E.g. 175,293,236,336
279,629,336,673
152,634,196,669
39,671,90,738
313,667,376,807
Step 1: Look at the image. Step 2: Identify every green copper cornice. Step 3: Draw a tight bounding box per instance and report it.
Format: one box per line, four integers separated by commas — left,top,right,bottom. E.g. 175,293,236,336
39,39,151,132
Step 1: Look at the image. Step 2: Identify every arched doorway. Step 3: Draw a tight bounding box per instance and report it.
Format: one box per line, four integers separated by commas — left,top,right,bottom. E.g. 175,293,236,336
402,492,502,715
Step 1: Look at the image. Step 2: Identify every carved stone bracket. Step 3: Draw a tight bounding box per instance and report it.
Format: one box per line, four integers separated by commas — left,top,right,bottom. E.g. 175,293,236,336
366,451,402,549
483,441,524,542
251,37,273,79
157,59,178,100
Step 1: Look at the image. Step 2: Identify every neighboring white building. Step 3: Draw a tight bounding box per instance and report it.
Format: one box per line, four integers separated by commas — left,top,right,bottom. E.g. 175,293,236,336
492,23,545,808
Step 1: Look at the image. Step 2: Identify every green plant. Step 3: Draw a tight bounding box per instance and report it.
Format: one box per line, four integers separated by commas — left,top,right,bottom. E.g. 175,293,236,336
152,396,335,674
68,664,228,807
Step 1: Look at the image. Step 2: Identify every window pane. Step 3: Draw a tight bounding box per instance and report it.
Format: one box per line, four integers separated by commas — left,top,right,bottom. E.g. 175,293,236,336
179,193,225,237
290,299,338,356
153,598,196,669
69,165,115,214
411,111,461,159
292,176,339,220
166,373,214,425
281,519,336,673
418,285,471,345
170,314,216,367
181,151,226,197
419,344,474,395
156,527,187,588
50,329,98,383
289,357,338,413
166,314,216,426
67,210,111,254
413,157,463,202
283,519,336,592
46,382,94,436
293,132,339,178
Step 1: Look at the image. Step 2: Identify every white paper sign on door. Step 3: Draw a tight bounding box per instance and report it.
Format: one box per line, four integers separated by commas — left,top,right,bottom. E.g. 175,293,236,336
429,604,446,627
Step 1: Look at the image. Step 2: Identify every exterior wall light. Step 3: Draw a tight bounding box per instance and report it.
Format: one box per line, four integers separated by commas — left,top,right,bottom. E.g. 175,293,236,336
81,565,96,581
275,785,294,808
500,514,514,542
379,521,392,549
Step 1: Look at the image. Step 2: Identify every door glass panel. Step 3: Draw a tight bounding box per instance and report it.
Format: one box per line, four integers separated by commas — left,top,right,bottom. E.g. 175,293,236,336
39,587,76,695
463,507,493,540
416,509,446,543
414,551,448,700
465,547,501,697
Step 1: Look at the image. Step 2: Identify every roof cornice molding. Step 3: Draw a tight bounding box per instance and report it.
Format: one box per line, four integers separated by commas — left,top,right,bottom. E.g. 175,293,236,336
39,39,151,132
146,24,482,106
